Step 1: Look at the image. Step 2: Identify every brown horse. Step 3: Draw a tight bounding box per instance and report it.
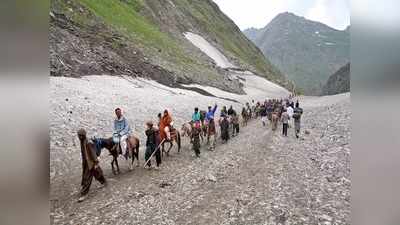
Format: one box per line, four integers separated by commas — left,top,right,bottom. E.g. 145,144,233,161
181,121,207,143
92,135,140,174
200,121,208,142
161,128,181,156
181,122,193,142
271,112,279,131
205,119,217,150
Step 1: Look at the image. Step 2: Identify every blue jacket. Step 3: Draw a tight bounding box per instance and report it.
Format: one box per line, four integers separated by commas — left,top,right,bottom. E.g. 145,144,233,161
114,116,131,136
206,105,218,121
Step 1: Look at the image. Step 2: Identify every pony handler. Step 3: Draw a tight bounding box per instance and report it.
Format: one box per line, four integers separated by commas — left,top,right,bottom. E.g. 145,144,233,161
77,129,107,202
144,121,162,170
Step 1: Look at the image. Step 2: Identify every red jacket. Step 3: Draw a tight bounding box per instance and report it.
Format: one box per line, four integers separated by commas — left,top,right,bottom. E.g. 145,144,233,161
159,113,172,140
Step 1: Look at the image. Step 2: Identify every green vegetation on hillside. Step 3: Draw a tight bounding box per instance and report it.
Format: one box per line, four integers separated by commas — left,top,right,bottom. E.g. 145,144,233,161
78,0,197,66
244,12,349,95
173,0,280,79
51,0,290,92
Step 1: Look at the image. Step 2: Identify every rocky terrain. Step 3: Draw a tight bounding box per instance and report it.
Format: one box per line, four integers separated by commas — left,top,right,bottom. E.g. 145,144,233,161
322,63,350,96
50,2,350,223
50,74,350,224
50,0,292,94
243,12,350,95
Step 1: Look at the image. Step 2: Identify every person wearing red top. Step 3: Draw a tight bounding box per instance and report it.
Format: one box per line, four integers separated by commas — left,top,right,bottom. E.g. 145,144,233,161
159,109,173,141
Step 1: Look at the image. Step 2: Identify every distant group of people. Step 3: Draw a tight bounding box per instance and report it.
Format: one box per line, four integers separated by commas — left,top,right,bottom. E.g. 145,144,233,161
76,93,303,202
249,94,303,138
218,105,240,142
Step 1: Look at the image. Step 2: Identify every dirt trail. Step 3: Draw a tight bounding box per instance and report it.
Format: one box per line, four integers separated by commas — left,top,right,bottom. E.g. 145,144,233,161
51,118,276,225
50,93,350,225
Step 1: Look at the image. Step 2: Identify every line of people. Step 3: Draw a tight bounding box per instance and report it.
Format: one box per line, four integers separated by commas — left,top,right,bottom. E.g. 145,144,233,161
251,97,303,138
75,94,301,202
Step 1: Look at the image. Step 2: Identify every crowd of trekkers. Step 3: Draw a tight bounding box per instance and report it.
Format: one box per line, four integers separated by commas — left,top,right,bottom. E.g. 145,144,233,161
253,95,303,138
76,93,303,202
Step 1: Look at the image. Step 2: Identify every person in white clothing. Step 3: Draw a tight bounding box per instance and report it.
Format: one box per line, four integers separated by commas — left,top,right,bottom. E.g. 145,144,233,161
287,104,294,119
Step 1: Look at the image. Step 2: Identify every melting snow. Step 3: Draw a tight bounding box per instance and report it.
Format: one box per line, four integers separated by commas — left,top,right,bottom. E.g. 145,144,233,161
50,75,289,145
184,32,236,68
183,32,288,98
168,0,176,8
182,70,289,102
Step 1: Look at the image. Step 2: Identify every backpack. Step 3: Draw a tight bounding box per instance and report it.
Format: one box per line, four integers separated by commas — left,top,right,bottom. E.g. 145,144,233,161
292,112,300,119
294,107,303,114
294,107,302,118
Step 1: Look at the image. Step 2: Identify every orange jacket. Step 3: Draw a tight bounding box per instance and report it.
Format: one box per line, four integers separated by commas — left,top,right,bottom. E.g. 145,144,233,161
159,113,172,140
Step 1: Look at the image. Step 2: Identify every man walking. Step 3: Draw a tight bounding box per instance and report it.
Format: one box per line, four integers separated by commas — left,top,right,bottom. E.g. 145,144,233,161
281,109,290,136
287,103,294,119
231,109,240,136
260,104,267,126
220,114,230,143
205,104,218,149
293,102,303,138
77,129,107,202
144,121,161,170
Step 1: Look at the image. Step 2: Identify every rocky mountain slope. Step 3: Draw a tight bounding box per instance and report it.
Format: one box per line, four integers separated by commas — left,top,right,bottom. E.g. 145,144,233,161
243,12,350,95
322,63,350,95
50,0,291,94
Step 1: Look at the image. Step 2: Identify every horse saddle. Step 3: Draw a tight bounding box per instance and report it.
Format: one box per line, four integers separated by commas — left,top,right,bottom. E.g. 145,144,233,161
170,128,178,138
193,121,201,129
91,137,103,156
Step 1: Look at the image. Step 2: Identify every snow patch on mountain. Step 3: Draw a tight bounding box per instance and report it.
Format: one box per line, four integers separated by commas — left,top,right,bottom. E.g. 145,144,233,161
184,32,236,68
182,69,289,102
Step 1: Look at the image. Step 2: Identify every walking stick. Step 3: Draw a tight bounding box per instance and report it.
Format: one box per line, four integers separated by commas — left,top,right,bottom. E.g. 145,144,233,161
143,138,166,168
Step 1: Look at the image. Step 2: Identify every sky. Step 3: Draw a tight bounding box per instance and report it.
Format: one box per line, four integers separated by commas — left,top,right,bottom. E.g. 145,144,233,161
212,0,350,30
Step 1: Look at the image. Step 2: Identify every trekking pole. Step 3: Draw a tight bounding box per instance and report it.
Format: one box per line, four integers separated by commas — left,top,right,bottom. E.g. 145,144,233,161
143,139,166,168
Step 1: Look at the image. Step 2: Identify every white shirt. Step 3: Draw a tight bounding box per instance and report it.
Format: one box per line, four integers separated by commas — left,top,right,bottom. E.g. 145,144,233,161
287,106,294,118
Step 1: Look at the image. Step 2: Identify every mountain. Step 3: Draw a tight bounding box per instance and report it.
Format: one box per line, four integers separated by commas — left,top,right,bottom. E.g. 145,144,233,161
243,12,350,95
322,63,350,95
50,0,291,94
242,27,260,43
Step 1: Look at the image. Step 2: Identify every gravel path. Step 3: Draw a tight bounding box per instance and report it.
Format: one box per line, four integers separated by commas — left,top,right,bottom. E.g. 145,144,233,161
50,76,349,225
51,116,277,224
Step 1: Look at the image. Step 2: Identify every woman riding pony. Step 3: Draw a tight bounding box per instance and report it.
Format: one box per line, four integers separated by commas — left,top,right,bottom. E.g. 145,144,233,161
159,109,173,141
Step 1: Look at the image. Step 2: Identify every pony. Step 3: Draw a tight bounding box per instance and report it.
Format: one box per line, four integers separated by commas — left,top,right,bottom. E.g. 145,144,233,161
92,135,140,174
181,122,193,142
161,127,181,157
181,121,207,143
271,112,279,131
205,119,217,150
